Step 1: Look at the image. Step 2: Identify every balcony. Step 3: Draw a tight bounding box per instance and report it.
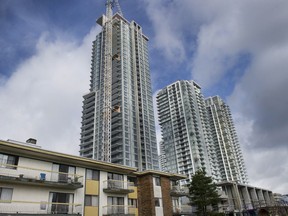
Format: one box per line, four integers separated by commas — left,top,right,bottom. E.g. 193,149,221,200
0,200,82,215
103,205,137,216
170,185,189,197
172,205,193,215
103,180,134,194
0,163,83,189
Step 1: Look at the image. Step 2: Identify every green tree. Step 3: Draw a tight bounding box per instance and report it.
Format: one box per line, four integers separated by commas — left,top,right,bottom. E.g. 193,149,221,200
189,169,221,216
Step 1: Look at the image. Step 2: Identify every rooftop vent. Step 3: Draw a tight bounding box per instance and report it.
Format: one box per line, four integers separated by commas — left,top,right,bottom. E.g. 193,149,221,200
26,138,37,145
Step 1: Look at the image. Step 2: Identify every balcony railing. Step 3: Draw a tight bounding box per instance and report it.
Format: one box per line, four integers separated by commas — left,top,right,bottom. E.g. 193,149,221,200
251,200,268,208
0,163,83,189
173,205,193,215
218,199,269,213
217,204,235,213
0,200,82,215
170,185,189,197
103,179,134,194
103,205,137,216
217,190,228,199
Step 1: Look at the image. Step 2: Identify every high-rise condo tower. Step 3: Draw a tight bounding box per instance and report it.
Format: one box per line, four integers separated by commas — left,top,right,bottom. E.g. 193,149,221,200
157,81,248,183
80,1,159,171
157,80,220,182
205,96,248,183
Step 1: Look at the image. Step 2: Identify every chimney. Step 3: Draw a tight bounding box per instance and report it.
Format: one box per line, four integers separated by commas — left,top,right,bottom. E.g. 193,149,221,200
26,138,37,145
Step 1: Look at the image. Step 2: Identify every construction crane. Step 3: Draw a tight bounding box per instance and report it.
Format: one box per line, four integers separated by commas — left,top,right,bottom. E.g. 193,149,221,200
113,0,123,17
101,0,122,162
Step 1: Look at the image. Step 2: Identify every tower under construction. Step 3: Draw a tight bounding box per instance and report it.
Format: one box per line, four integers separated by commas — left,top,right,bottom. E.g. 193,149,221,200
80,0,159,171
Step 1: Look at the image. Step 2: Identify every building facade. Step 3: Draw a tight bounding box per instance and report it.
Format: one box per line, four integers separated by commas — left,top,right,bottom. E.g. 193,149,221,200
158,140,167,172
79,8,159,170
156,80,220,182
205,96,248,184
273,193,288,215
0,139,189,216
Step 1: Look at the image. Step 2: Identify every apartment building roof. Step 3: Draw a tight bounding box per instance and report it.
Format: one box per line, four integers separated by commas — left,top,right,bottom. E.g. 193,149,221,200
0,139,187,181
0,139,137,175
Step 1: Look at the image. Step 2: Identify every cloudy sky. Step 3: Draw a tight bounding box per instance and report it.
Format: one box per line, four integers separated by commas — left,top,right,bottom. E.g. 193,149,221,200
1,0,288,194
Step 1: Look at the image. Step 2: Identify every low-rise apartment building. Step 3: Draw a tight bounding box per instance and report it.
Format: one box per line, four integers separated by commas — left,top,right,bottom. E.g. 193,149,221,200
217,181,275,215
0,139,189,216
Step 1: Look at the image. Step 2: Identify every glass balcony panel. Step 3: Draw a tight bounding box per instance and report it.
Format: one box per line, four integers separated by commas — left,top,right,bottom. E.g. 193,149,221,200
103,205,136,216
103,180,134,194
0,163,83,189
0,200,82,215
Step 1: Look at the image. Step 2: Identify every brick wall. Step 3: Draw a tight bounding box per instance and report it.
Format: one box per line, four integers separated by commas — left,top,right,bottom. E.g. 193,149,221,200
137,174,155,216
161,176,173,216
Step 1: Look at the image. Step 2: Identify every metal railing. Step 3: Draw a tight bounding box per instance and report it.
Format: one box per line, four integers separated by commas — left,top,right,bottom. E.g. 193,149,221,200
218,204,236,212
173,205,193,214
103,205,137,215
0,163,83,185
171,185,189,194
103,179,134,190
218,199,269,212
0,200,82,214
250,199,268,208
217,190,228,199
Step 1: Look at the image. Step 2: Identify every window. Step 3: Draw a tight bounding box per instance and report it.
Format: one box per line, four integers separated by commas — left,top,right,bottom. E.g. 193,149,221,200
0,188,13,201
107,196,124,214
128,198,137,207
171,180,178,186
0,153,18,169
49,192,73,214
108,196,124,205
85,195,98,206
154,177,161,186
172,197,179,207
108,173,124,189
108,173,123,181
86,169,99,181
52,164,75,183
127,176,137,186
154,198,162,207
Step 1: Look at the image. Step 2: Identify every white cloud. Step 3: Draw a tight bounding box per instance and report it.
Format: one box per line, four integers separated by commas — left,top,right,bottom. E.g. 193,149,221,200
228,43,288,193
193,0,288,88
144,0,186,62
145,0,288,193
0,26,100,155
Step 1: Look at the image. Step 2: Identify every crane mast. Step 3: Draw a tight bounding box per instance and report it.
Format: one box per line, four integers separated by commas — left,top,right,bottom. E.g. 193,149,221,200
101,0,113,162
101,0,123,162
114,0,123,17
